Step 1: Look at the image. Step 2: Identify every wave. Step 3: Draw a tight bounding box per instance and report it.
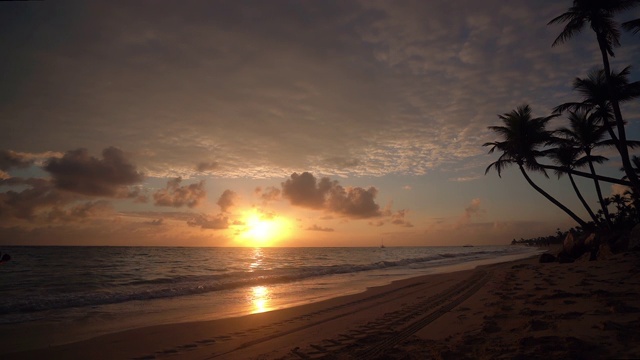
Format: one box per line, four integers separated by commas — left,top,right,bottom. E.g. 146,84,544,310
0,247,521,318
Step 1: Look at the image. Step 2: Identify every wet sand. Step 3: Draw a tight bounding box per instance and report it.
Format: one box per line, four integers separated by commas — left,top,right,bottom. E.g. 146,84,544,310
5,250,640,359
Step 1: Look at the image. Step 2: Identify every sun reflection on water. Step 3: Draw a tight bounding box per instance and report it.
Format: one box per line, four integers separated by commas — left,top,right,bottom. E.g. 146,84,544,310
250,285,271,313
249,248,263,272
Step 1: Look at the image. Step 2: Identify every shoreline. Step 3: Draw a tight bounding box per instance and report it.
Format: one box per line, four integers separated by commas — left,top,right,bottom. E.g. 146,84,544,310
0,247,540,354
7,249,640,359
0,249,540,354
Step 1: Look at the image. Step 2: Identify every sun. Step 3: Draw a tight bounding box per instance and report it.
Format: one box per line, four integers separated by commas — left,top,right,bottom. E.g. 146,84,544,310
238,211,291,246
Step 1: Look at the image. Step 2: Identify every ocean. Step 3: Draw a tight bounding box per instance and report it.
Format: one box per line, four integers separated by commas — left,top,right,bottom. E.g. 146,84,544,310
0,245,540,347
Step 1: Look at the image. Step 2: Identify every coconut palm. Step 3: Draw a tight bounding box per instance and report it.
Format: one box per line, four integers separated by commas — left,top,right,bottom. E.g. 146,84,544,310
553,66,640,147
610,193,628,212
549,0,640,191
484,105,588,227
547,143,600,224
555,110,613,227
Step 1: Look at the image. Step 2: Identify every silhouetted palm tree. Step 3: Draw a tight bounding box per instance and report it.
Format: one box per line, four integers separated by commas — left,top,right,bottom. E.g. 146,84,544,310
610,193,628,212
554,67,640,148
547,143,600,224
549,0,640,191
484,105,588,227
555,110,613,227
630,156,640,178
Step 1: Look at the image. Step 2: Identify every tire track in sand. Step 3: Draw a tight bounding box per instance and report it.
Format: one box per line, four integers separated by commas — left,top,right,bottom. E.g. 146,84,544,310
290,270,491,359
204,278,446,359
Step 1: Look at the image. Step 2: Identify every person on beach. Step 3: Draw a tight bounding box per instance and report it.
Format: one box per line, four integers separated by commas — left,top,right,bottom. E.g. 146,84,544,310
0,251,10,264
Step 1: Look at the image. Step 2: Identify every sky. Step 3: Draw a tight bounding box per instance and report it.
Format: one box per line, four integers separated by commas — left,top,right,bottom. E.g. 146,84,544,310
1,0,639,247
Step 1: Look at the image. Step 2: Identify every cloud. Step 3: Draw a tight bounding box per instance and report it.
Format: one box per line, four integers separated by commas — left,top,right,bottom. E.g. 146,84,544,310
323,157,361,169
195,162,219,172
148,218,164,226
0,150,34,171
390,209,414,227
326,185,381,219
306,224,334,232
0,177,78,221
128,186,149,203
3,1,637,180
282,172,332,209
258,210,276,220
610,184,631,197
449,175,482,182
153,177,206,208
44,147,144,197
458,198,486,226
0,177,115,224
216,190,237,213
46,200,113,222
255,186,281,202
121,211,197,222
187,213,229,230
282,172,381,218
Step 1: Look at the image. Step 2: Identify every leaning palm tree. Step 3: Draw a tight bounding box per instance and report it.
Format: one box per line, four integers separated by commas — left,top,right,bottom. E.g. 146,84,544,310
547,143,600,225
484,105,588,228
555,110,613,228
549,0,640,191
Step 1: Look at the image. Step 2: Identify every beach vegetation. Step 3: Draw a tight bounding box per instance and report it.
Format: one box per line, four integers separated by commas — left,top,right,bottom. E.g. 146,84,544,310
549,0,640,194
486,0,640,234
554,109,614,228
484,105,589,228
546,143,600,224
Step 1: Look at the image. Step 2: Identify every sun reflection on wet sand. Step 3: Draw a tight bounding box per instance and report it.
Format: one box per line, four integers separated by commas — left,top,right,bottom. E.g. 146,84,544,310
250,285,271,313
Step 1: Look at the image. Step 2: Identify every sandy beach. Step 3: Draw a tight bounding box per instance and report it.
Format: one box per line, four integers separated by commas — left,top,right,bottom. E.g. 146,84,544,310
5,250,640,360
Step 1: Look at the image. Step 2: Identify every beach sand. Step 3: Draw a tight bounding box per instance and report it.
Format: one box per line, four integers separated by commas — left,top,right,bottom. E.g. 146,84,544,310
5,250,640,359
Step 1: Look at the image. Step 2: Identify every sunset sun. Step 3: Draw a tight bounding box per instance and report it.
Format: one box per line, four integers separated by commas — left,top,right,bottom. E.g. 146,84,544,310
238,211,291,246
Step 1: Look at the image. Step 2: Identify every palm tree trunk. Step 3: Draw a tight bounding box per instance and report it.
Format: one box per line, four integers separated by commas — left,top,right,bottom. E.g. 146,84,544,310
602,118,621,151
541,164,631,186
568,172,599,224
519,165,588,228
596,34,640,193
586,151,612,229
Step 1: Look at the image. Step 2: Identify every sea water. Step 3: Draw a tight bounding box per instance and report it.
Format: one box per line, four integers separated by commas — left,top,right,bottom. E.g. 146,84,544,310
0,245,540,347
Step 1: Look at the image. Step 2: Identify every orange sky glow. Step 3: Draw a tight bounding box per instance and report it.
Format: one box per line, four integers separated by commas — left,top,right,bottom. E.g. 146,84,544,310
1,1,639,247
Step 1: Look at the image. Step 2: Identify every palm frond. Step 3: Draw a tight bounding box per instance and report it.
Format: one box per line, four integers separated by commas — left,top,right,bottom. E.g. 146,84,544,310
485,158,514,177
553,102,591,114
485,104,554,177
624,140,640,148
623,18,640,34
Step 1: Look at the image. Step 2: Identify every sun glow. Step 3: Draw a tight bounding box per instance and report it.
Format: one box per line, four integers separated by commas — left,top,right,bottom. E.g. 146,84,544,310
237,211,291,246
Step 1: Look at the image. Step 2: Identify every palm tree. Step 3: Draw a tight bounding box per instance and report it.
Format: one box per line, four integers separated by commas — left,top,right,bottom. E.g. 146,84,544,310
610,193,628,212
547,143,600,224
555,110,613,227
549,0,640,191
553,67,640,149
484,105,588,228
